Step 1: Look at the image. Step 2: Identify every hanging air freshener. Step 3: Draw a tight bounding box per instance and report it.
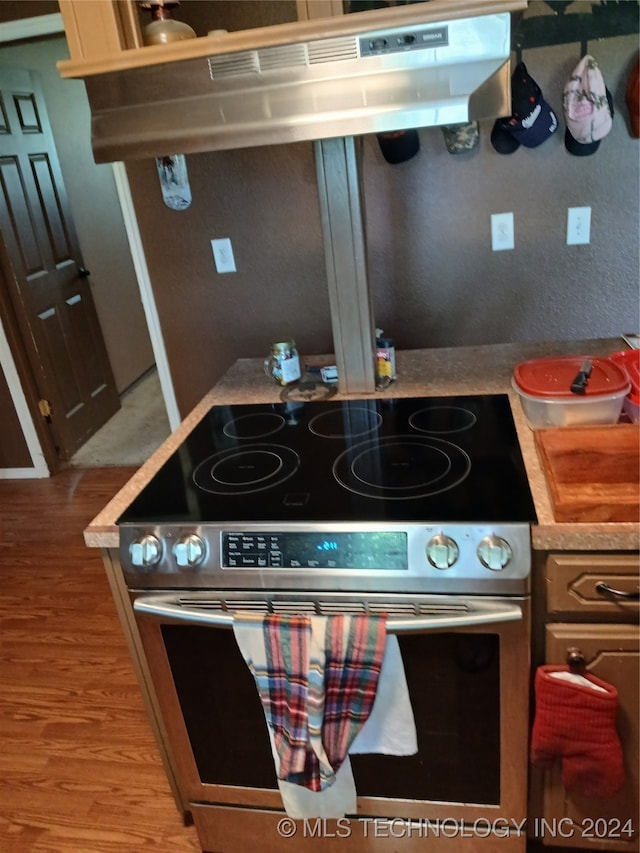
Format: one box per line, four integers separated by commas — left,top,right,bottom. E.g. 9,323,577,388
156,154,192,210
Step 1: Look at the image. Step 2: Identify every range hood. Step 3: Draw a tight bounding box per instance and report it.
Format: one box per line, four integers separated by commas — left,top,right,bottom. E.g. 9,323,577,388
69,1,526,163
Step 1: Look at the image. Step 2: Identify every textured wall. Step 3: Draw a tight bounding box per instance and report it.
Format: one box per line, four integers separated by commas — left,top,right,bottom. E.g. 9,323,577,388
126,8,639,416
127,142,332,416
365,37,639,350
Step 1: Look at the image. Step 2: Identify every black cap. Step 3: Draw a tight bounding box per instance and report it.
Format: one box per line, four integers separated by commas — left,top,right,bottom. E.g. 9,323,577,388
491,118,521,154
376,129,420,164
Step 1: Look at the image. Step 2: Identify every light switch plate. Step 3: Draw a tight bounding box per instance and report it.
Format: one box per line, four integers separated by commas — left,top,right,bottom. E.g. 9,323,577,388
491,212,514,251
211,237,236,273
567,207,591,245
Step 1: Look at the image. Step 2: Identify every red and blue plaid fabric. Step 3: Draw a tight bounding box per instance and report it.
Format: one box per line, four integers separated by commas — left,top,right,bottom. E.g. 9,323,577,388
322,614,386,778
264,614,316,785
234,612,386,791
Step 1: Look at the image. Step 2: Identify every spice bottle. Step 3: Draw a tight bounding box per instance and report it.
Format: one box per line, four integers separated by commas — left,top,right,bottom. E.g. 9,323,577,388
375,329,396,385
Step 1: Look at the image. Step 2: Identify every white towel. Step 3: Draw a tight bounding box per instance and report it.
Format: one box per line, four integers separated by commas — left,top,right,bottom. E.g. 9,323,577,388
351,634,418,756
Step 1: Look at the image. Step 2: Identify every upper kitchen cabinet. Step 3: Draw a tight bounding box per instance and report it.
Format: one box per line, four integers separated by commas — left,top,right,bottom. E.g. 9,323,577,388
57,0,527,78
57,1,141,61
57,0,300,64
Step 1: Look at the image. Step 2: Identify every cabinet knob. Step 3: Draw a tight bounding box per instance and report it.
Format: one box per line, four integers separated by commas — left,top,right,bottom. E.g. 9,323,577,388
566,647,586,671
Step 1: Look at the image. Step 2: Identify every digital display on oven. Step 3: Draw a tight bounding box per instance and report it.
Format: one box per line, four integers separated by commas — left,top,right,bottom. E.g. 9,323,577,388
222,532,408,570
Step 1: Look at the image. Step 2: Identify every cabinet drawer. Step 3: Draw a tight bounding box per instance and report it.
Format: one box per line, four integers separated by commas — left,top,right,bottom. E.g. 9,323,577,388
546,554,640,619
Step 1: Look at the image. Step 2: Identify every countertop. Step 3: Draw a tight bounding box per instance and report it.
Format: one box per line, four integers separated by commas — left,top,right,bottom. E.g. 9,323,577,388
84,338,640,553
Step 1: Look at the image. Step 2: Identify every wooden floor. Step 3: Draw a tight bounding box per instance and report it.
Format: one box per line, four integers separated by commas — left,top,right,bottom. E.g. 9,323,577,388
0,468,201,852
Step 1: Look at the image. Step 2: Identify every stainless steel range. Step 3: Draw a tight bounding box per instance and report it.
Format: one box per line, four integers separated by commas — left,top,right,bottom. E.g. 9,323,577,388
117,394,536,853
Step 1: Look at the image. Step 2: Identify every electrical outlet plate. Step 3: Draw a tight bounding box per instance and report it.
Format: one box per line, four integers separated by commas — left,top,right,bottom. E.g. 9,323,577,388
211,237,236,273
567,207,591,245
491,212,514,251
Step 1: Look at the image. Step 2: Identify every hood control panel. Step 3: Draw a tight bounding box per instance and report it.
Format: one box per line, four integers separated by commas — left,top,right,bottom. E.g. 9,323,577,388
360,25,448,56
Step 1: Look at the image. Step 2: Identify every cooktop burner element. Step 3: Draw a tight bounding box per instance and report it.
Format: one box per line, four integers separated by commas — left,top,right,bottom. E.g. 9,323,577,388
193,444,300,495
333,435,470,500
308,406,383,439
409,405,477,434
222,412,286,439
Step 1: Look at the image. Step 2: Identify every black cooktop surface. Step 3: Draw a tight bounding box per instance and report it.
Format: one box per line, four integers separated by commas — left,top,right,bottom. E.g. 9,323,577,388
118,394,536,525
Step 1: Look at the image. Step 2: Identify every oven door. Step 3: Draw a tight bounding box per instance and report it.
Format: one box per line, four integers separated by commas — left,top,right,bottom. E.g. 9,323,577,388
133,592,530,850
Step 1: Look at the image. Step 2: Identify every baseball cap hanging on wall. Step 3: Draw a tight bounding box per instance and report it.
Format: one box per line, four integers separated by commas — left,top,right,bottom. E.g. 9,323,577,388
491,62,558,154
376,129,420,164
441,122,480,154
563,55,614,156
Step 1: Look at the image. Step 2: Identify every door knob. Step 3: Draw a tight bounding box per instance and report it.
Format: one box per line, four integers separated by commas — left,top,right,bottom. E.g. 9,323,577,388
78,267,91,278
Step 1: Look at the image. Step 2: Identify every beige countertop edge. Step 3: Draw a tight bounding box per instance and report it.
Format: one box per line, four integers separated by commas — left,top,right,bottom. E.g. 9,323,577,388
83,340,639,553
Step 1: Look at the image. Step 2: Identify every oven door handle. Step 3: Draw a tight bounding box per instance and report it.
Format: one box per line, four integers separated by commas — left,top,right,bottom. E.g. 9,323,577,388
133,596,523,632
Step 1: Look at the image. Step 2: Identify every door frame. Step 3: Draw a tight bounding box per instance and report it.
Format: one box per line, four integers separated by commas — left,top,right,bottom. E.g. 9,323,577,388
110,163,180,432
0,302,49,478
0,12,180,479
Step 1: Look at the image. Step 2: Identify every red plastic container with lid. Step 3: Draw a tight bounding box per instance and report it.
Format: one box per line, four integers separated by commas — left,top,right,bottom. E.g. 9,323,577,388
609,349,640,422
512,355,631,427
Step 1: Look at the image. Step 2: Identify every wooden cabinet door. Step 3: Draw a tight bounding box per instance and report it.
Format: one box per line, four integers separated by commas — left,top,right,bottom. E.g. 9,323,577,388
57,1,142,60
540,624,639,851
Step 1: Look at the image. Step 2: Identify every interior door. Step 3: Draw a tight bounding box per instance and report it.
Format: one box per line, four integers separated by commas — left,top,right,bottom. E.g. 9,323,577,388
0,65,119,461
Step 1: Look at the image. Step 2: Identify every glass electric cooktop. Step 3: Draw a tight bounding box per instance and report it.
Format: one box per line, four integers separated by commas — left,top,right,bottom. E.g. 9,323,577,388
117,394,537,526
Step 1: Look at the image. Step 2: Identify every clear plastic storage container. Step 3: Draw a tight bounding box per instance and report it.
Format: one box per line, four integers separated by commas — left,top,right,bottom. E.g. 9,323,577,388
609,349,640,423
512,355,630,428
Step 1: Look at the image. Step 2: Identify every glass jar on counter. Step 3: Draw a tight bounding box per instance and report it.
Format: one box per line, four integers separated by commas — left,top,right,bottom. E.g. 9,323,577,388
264,339,301,386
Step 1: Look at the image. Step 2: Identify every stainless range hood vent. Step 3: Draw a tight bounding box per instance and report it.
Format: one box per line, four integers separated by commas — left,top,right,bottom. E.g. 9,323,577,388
254,43,308,71
307,37,360,65
207,52,258,78
208,37,362,79
84,9,516,162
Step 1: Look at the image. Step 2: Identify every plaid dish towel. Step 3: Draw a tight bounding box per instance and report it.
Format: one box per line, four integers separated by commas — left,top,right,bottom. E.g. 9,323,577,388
233,612,386,792
322,614,387,780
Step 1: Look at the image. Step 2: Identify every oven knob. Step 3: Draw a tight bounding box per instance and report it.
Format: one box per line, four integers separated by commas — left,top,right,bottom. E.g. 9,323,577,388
173,534,206,568
129,534,162,568
426,534,459,570
477,535,512,571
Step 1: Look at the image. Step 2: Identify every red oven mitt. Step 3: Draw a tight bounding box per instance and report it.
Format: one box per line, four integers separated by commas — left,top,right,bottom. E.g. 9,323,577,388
530,665,625,799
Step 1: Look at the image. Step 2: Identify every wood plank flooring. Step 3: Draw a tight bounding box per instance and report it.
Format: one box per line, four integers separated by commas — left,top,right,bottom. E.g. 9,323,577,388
0,468,201,852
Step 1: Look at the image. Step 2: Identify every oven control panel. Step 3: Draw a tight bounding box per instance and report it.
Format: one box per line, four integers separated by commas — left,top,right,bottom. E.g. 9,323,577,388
119,523,532,596
223,531,408,571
